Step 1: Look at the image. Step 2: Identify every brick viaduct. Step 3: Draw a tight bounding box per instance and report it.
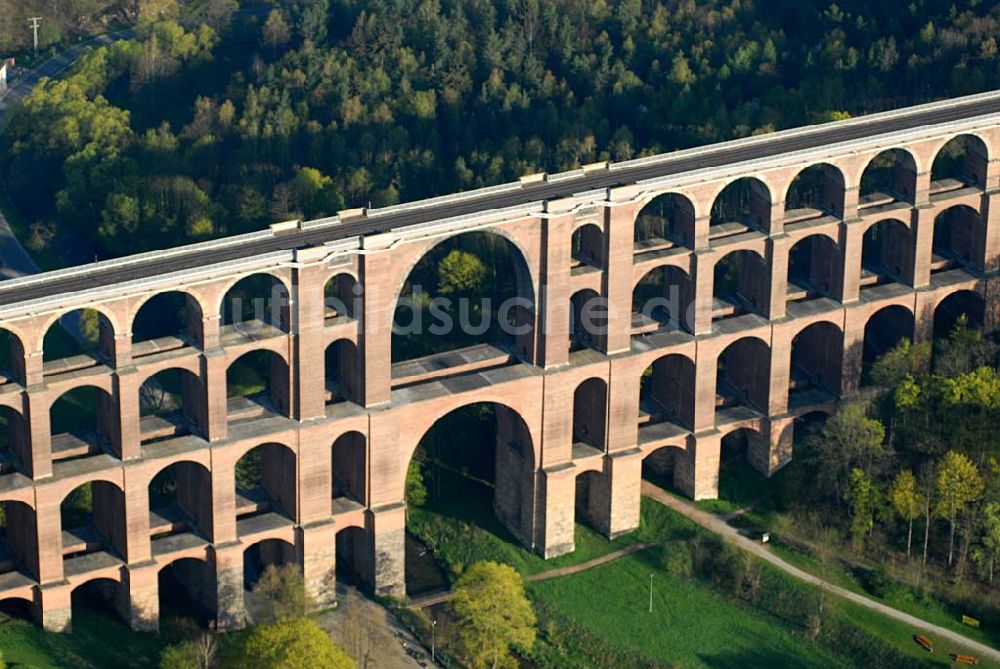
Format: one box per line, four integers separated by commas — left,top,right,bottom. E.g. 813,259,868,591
0,93,998,634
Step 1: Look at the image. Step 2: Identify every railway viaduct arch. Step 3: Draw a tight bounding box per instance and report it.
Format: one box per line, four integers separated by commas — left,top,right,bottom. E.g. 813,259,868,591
0,93,998,632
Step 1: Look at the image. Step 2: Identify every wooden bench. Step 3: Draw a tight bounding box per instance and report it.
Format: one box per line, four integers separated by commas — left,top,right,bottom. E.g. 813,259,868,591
953,654,980,665
914,634,934,653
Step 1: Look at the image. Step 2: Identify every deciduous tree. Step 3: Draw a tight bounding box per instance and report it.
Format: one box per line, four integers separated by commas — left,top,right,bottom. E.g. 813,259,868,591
935,451,985,567
448,561,536,669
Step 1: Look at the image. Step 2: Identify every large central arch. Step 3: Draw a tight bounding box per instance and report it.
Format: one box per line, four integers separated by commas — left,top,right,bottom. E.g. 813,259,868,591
391,231,536,365
403,401,536,595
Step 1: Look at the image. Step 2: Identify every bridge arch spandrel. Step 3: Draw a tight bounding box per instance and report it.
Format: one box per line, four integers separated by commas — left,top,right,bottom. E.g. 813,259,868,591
31,304,125,358
126,288,210,339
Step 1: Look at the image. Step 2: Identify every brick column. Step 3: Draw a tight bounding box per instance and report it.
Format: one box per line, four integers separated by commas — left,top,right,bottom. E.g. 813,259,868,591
536,464,576,558
39,583,72,632
203,350,228,441
210,459,236,545
674,432,720,500
767,234,790,320
750,415,795,477
123,466,151,565
982,191,1000,273
607,359,639,454
840,220,864,303
691,250,715,335
116,368,141,461
911,206,934,289
24,388,52,479
23,350,43,388
768,338,790,417
368,503,405,598
298,424,333,526
213,542,246,631
841,313,866,395
124,564,159,632
692,349,717,433
34,493,63,584
298,521,337,609
359,235,394,406
604,200,640,354
201,314,221,351
292,249,328,420
538,207,572,368
595,449,642,538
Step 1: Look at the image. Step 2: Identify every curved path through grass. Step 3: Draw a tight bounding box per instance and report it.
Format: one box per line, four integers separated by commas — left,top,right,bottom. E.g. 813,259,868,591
641,480,1000,664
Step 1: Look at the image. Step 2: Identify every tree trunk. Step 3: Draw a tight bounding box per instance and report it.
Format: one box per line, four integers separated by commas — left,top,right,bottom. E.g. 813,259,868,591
947,515,956,567
922,501,930,565
906,517,913,559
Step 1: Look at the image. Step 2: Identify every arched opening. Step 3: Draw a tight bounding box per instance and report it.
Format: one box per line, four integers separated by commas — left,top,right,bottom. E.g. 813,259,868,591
790,322,844,409
158,558,215,630
713,250,769,321
641,444,685,492
932,205,985,273
392,231,535,365
148,461,213,543
710,177,772,237
931,134,989,191
220,273,290,336
785,163,846,219
717,338,771,416
0,597,34,622
242,538,296,617
0,328,26,386
332,431,366,512
335,526,368,588
43,309,114,370
640,353,696,432
405,402,534,596
861,219,913,287
860,148,918,207
634,193,696,249
235,443,297,525
572,378,607,453
139,368,206,444
0,500,37,580
71,578,128,630
570,288,604,352
574,470,604,530
0,406,29,475
226,350,290,422
50,386,117,461
571,224,605,270
933,290,986,339
61,480,125,563
718,427,769,496
324,272,360,323
132,291,203,355
325,339,360,405
632,265,694,334
787,234,840,302
863,305,915,366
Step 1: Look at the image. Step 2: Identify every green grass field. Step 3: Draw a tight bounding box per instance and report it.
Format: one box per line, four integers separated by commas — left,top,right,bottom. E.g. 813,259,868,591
0,607,164,668
528,544,846,668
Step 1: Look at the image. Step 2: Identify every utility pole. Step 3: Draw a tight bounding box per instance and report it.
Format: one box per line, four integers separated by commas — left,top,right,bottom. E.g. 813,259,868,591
28,17,42,55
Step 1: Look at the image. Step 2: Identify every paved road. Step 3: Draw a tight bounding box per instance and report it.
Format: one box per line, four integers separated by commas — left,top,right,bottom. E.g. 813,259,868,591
641,481,1000,663
0,90,999,307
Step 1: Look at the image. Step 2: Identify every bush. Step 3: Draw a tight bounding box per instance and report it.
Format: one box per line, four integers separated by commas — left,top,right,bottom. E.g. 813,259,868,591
853,566,902,600
659,545,692,578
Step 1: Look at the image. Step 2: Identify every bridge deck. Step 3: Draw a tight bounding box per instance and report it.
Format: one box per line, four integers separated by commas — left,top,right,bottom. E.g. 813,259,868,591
0,92,997,309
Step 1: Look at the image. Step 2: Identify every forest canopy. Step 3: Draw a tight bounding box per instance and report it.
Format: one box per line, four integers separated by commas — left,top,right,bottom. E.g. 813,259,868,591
3,0,1000,259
